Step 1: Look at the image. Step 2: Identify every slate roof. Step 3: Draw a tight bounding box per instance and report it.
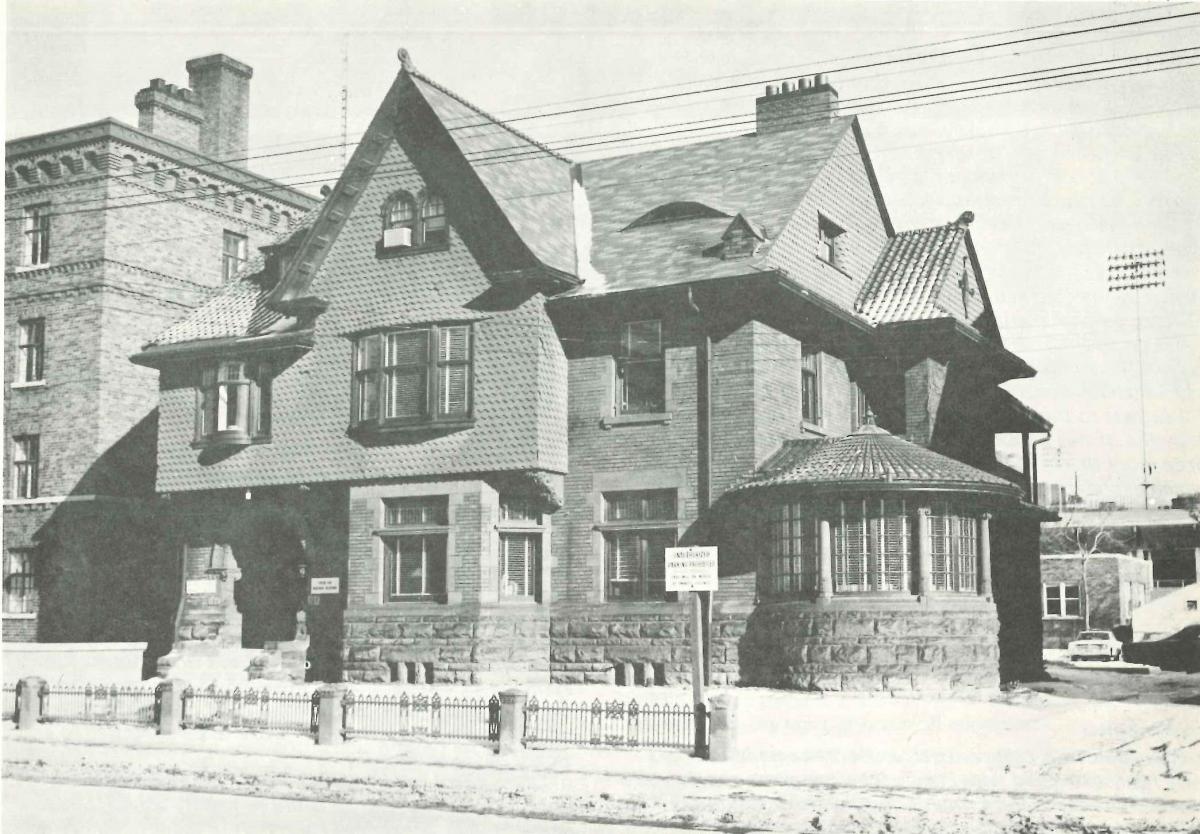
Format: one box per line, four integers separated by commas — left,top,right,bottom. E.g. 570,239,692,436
567,117,855,296
736,423,1018,495
856,217,968,324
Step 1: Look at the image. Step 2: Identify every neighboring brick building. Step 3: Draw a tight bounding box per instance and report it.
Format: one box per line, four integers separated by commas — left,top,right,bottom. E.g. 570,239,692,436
3,55,317,646
135,54,1053,691
1040,553,1152,648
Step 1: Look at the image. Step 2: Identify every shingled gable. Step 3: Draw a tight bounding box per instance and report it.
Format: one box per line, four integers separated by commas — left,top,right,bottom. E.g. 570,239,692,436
265,51,579,314
857,211,1002,342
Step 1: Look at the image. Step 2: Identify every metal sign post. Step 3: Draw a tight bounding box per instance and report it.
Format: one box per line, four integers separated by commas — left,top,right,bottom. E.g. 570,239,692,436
665,546,718,757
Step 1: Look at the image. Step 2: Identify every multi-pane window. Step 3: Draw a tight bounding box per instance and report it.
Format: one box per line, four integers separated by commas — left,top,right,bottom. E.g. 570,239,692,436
23,205,51,266
222,231,248,282
17,319,45,383
603,489,676,602
498,497,542,601
817,214,843,267
1044,583,1081,618
381,190,447,248
382,496,449,602
801,349,821,424
421,193,448,246
384,192,416,233
3,550,36,614
832,497,910,593
929,502,979,593
196,361,271,443
765,502,819,596
617,320,665,414
12,435,39,499
352,325,471,428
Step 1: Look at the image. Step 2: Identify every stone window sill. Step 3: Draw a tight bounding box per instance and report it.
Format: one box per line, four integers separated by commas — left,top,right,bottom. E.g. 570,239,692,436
10,380,46,390
801,421,827,436
2,612,37,619
12,264,51,274
376,239,450,259
601,412,673,429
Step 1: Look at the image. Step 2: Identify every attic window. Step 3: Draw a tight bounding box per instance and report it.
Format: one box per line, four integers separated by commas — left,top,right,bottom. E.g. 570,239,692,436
380,189,449,252
817,214,844,267
623,201,729,231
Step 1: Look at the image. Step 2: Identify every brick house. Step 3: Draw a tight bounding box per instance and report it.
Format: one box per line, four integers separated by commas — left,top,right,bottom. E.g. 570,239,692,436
1040,554,1152,648
134,54,1053,691
3,55,317,647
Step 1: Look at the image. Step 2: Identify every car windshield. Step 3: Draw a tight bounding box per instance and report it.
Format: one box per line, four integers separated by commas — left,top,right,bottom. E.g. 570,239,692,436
1078,632,1109,640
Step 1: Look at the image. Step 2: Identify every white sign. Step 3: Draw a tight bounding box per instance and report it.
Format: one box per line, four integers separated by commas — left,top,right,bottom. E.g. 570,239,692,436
665,546,718,592
185,579,218,595
310,577,340,594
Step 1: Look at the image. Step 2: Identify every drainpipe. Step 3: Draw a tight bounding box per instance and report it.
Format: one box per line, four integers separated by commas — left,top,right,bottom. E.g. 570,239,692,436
685,286,712,687
1031,432,1052,506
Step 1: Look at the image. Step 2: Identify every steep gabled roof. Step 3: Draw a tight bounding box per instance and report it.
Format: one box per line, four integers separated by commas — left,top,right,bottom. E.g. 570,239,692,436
566,116,855,296
857,216,968,325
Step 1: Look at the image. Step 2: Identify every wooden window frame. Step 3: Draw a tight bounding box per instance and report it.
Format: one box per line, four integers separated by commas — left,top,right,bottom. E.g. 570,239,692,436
600,489,677,602
3,549,36,615
831,497,912,594
380,496,449,603
929,502,979,593
817,214,844,268
12,435,39,499
801,348,822,426
616,320,666,416
195,360,272,446
764,501,819,597
222,230,248,282
1043,582,1081,618
17,318,45,384
23,204,51,266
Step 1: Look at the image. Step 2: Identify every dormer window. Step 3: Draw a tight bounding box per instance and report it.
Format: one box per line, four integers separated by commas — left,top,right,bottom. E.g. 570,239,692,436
817,214,844,268
196,360,272,447
379,189,448,253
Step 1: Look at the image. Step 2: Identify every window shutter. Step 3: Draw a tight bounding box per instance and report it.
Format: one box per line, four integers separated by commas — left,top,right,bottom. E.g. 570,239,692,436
501,535,531,597
359,335,383,423
438,326,470,417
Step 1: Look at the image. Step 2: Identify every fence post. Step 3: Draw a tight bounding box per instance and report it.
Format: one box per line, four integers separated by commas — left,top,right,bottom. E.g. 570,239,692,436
157,679,186,736
316,685,345,745
16,677,45,730
497,688,526,756
707,691,737,762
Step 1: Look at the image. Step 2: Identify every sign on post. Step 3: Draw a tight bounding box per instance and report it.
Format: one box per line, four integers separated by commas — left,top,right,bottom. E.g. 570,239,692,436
665,546,718,592
310,577,340,595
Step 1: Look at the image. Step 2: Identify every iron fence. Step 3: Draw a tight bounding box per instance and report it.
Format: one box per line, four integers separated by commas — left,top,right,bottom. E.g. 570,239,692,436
3,682,17,723
38,682,158,726
523,696,697,750
343,690,500,742
180,684,319,734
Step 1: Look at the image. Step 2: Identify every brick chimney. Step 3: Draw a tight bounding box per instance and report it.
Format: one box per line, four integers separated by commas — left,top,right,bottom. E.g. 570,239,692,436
756,74,839,135
135,78,205,149
185,54,253,163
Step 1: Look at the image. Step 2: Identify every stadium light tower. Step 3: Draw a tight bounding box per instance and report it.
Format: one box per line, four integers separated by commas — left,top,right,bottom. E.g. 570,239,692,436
1106,250,1166,509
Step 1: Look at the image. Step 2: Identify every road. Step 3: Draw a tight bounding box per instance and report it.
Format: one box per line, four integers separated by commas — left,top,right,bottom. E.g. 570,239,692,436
1029,661,1200,704
2,779,683,834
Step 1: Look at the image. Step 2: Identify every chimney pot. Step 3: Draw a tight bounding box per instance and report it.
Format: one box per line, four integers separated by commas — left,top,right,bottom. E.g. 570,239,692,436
781,81,794,94
814,73,828,87
800,77,813,90
756,74,839,134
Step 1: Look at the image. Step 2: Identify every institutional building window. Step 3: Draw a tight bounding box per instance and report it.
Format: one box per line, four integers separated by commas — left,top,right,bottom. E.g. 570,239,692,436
832,497,911,593
3,550,36,615
380,189,448,250
1043,583,1081,618
352,324,471,430
616,320,665,415
196,360,271,446
17,319,45,383
23,205,51,266
817,214,844,268
498,497,543,601
801,348,821,425
222,231,248,282
381,496,449,602
602,489,677,602
929,502,979,593
12,435,39,499
764,501,819,596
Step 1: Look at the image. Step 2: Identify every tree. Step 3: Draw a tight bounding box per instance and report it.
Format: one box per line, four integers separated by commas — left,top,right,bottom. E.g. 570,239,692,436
1041,513,1133,629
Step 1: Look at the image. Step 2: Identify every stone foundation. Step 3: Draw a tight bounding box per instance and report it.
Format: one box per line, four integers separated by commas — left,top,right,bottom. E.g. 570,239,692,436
739,599,1000,692
549,606,695,686
342,609,550,686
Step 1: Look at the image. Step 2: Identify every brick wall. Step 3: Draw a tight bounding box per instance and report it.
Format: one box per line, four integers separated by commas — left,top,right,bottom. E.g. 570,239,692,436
1040,554,1153,648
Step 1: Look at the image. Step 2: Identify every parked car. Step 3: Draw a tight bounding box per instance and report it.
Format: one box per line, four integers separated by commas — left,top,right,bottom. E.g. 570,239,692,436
1122,624,1200,672
1067,630,1123,662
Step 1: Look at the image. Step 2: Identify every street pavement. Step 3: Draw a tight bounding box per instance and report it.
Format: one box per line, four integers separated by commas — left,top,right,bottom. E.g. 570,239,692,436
2,779,683,834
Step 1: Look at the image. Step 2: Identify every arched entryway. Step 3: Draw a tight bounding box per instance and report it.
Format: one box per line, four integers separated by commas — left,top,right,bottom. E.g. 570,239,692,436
230,507,307,649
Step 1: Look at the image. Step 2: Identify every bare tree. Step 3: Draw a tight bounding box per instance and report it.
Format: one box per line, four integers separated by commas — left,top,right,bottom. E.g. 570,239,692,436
1041,513,1133,629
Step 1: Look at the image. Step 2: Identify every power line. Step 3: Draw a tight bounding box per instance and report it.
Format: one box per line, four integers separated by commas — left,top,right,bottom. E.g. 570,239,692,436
11,50,1198,224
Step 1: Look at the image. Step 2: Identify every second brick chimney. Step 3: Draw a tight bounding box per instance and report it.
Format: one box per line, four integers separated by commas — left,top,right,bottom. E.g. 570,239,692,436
756,74,839,135
186,53,253,163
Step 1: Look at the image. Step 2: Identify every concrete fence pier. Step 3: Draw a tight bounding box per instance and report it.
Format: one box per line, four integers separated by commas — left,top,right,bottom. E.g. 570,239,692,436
156,679,186,736
316,685,345,745
16,676,46,730
707,691,737,761
498,688,527,755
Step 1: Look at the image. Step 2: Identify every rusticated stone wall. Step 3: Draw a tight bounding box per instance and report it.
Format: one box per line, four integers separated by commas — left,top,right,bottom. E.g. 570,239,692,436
739,601,1001,692
549,606,693,685
343,610,550,686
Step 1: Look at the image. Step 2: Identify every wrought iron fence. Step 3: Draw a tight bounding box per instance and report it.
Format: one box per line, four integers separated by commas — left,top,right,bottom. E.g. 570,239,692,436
343,690,500,742
180,684,319,735
3,682,17,723
38,682,158,726
523,696,697,750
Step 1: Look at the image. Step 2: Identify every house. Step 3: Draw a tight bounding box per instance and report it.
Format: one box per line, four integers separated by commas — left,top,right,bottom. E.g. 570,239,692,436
132,53,1053,691
3,55,317,651
1039,553,1152,648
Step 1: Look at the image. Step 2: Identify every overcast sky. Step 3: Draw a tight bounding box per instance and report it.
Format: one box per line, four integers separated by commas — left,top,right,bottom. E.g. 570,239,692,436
6,0,1199,507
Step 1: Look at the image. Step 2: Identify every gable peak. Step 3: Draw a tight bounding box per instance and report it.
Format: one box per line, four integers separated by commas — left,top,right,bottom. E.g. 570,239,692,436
398,48,415,73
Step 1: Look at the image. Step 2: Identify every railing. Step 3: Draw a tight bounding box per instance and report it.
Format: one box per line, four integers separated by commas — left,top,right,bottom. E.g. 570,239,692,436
1153,579,1188,588
180,684,319,734
3,682,17,722
523,696,696,750
38,683,158,726
343,690,500,742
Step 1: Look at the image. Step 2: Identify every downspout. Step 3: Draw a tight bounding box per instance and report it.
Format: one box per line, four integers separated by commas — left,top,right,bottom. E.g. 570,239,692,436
685,286,713,687
1031,432,1052,506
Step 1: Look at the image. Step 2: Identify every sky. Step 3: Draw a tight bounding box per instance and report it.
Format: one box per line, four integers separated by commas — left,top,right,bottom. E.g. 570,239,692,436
6,0,1199,507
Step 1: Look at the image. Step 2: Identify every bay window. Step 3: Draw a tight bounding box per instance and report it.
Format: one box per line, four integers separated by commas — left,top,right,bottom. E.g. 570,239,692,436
196,360,272,445
352,324,472,430
929,502,979,593
832,497,910,593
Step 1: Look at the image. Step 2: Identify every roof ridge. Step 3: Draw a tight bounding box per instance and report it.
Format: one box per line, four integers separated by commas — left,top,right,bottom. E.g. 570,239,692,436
408,69,571,164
